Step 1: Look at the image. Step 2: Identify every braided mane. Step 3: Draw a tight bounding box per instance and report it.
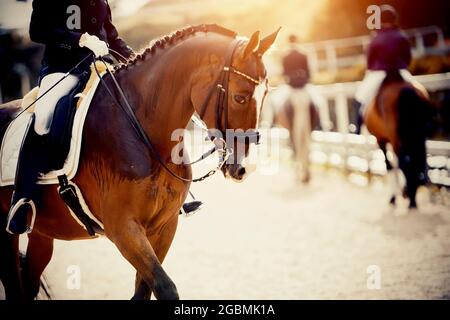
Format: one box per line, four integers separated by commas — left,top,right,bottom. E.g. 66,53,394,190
113,24,237,73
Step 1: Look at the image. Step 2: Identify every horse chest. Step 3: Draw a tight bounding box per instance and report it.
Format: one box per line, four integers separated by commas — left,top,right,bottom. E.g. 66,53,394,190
147,178,184,203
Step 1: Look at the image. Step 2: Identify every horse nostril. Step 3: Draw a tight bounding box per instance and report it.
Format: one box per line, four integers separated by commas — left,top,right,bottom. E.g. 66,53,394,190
238,167,246,176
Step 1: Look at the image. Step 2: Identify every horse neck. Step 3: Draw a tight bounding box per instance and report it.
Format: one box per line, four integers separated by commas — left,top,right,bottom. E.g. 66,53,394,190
116,35,228,159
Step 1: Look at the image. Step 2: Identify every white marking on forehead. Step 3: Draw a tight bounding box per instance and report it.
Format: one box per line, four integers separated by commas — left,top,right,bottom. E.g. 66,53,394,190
253,79,267,127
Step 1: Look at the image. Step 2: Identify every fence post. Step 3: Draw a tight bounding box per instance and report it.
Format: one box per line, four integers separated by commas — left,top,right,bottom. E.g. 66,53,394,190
325,44,338,75
414,33,426,57
436,29,446,49
335,90,349,133
306,48,319,76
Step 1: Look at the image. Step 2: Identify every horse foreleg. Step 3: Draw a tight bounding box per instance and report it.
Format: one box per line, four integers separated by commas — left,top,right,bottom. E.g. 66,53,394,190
406,181,418,209
0,217,24,300
291,90,311,183
23,232,54,300
108,218,179,300
380,141,400,206
132,214,178,300
297,126,311,183
401,161,419,208
132,272,152,300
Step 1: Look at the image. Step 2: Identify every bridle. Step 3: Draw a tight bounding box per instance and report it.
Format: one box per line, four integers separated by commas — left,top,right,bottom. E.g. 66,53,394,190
197,39,262,146
96,37,265,183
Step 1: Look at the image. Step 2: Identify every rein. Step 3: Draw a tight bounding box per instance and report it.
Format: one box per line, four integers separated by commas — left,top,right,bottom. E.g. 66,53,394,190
94,58,220,183
94,38,262,183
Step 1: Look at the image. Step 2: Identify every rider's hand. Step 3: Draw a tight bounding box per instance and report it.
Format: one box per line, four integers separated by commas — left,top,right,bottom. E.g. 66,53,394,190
79,33,109,58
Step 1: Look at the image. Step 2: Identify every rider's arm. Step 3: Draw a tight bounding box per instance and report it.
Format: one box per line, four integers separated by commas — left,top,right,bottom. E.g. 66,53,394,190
29,0,82,51
104,2,135,59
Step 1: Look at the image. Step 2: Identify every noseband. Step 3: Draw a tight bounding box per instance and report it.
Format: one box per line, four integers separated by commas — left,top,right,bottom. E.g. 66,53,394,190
198,39,262,146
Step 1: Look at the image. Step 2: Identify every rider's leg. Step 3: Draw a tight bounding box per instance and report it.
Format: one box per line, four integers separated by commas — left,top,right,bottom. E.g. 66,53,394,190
399,69,429,98
6,115,38,235
290,87,311,182
353,71,386,134
34,73,79,135
6,73,78,235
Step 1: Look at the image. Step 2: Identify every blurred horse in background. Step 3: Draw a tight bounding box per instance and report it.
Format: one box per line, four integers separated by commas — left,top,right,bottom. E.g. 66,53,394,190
365,71,435,208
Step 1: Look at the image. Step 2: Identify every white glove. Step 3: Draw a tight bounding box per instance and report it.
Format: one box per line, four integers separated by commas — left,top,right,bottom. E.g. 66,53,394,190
79,32,109,58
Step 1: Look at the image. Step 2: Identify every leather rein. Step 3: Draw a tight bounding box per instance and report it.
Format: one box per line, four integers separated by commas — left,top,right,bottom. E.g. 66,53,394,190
96,39,262,183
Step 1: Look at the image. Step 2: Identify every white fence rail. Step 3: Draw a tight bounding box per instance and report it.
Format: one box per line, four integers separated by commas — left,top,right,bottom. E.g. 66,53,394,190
265,72,450,186
296,25,449,75
309,131,450,187
312,72,450,133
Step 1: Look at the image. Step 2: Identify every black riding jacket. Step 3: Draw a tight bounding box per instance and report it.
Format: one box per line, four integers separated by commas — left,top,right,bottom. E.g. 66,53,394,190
29,0,134,77
282,48,310,89
367,26,412,71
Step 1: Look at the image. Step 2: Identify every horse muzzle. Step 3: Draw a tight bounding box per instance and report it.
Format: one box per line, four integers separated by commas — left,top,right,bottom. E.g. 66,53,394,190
223,163,248,182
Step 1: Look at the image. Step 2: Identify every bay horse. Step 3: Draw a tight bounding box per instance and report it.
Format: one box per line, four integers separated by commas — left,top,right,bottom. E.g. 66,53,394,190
364,71,434,208
0,24,280,300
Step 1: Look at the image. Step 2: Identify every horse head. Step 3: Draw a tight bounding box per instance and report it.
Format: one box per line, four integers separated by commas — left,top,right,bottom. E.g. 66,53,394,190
190,28,280,181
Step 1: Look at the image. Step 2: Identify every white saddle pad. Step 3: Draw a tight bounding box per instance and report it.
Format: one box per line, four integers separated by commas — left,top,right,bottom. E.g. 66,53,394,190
0,71,105,186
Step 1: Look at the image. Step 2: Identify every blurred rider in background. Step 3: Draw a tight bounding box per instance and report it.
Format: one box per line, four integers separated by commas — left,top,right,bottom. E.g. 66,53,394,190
282,34,315,183
353,4,423,134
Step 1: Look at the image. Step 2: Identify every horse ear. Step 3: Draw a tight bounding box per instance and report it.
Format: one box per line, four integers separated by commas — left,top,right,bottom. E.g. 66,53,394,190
257,27,281,56
243,31,260,59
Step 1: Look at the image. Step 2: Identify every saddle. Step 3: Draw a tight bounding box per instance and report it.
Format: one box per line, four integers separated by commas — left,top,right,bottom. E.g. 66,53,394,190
374,71,402,113
0,62,109,236
0,62,108,185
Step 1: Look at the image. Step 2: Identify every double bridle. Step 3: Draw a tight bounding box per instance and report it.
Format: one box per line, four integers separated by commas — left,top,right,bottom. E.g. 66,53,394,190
197,39,262,146
97,37,264,183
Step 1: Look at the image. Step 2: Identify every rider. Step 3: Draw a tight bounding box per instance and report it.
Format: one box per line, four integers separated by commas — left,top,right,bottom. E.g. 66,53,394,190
6,0,200,235
282,35,314,183
353,5,422,134
282,35,310,90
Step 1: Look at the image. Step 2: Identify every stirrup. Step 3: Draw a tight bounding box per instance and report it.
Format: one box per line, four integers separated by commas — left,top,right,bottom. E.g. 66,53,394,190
6,198,36,235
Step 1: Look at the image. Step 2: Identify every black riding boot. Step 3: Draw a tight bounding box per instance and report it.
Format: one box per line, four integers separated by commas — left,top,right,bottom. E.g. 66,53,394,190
6,115,46,235
181,200,203,215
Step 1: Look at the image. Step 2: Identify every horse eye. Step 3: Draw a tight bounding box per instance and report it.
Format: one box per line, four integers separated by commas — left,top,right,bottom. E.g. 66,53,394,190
234,94,247,104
